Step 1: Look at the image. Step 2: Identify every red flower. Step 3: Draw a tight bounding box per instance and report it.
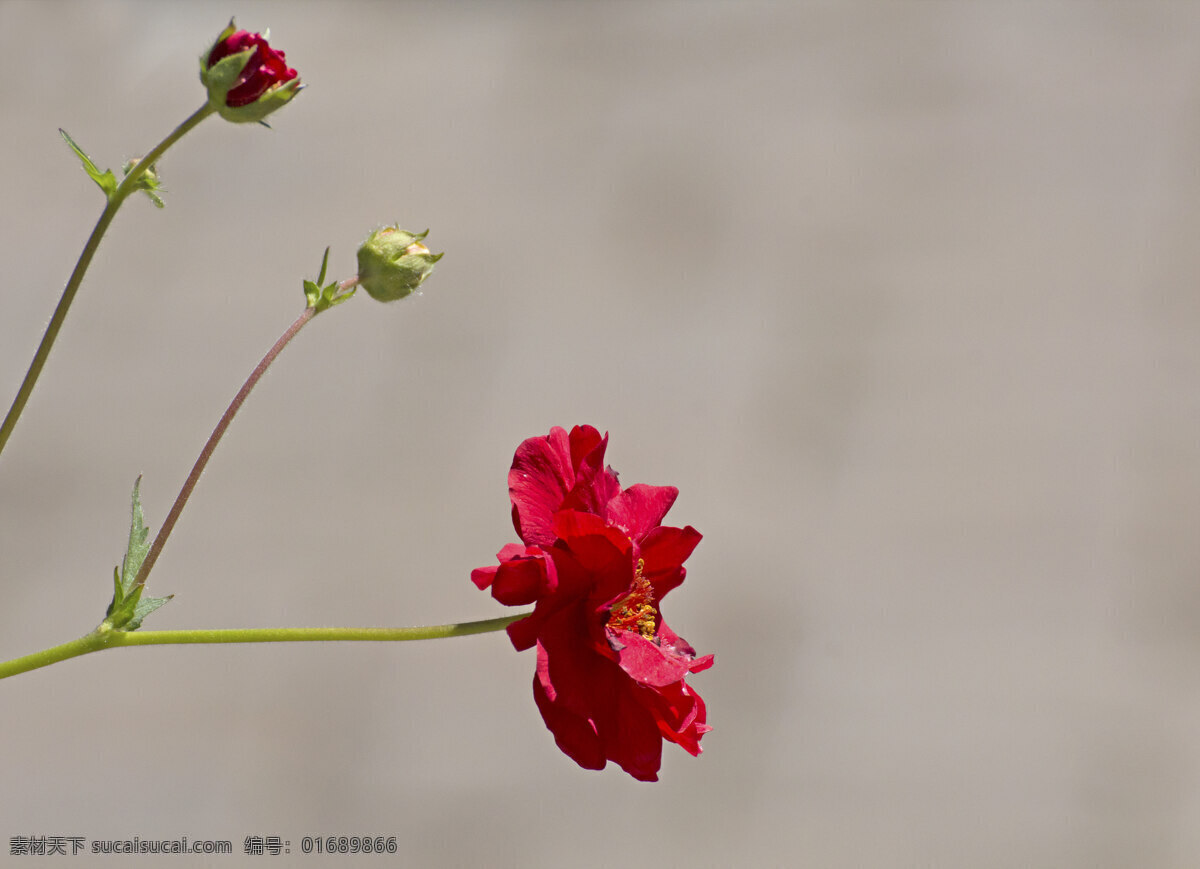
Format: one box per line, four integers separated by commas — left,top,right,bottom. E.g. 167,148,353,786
207,29,297,107
473,426,712,781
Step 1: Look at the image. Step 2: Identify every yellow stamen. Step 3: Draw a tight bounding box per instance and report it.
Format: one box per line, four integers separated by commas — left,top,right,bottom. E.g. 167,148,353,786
607,557,657,640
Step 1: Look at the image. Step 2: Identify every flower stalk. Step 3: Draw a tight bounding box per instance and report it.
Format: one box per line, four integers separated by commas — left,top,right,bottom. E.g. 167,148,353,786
0,615,529,682
0,103,215,462
131,275,355,593
134,298,321,592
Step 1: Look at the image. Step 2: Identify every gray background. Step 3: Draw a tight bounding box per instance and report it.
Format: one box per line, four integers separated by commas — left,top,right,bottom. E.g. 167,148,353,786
2,1,1199,866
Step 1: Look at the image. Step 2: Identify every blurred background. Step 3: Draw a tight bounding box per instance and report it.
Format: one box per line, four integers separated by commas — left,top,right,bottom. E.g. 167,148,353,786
2,1,1200,866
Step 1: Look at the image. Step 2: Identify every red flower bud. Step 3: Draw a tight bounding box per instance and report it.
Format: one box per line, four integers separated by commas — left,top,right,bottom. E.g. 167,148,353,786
200,20,301,123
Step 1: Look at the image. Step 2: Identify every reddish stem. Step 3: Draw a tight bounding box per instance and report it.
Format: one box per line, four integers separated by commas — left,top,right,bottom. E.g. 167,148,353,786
133,305,317,590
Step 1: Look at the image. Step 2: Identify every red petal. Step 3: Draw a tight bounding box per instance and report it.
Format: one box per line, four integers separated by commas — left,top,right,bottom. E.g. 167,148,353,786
604,484,678,538
604,682,665,781
567,424,604,471
534,636,664,781
207,29,254,66
552,511,637,607
506,613,539,651
551,509,631,555
639,524,702,597
491,556,547,606
611,629,696,687
655,620,715,674
508,427,574,546
532,669,606,771
560,427,620,516
225,42,298,107
470,542,537,591
504,563,589,651
469,564,497,591
508,426,622,546
648,680,711,756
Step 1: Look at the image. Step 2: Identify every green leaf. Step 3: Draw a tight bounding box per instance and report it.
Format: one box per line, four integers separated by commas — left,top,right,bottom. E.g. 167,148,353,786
304,247,357,313
303,247,331,307
319,282,356,311
109,566,123,613
303,279,321,309
60,128,118,199
105,476,171,631
121,475,150,595
316,245,330,285
125,594,173,632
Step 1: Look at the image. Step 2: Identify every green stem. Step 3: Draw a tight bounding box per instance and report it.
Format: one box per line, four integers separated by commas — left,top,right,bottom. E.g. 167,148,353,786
0,103,215,461
0,614,527,682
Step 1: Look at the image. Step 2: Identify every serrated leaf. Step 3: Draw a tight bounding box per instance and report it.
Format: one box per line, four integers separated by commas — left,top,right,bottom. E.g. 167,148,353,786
60,128,118,199
105,477,171,631
124,594,173,632
121,476,150,596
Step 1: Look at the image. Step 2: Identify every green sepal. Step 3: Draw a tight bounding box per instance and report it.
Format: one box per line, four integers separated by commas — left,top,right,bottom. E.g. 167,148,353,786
105,476,172,631
200,47,256,109
216,78,302,125
208,19,239,56
199,20,247,103
121,158,165,208
59,129,117,200
303,247,356,313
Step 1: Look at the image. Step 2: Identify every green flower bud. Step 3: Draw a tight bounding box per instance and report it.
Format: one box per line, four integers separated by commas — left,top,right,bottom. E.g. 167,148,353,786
356,227,443,302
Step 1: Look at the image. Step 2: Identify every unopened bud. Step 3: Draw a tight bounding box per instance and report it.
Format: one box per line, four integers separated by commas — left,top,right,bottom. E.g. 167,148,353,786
356,227,443,302
200,19,301,124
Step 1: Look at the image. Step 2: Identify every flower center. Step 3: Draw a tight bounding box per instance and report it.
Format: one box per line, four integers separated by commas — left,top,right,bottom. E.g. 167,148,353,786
607,557,657,640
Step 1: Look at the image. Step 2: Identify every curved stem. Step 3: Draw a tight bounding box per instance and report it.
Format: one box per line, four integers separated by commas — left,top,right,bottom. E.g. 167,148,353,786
0,103,214,461
0,614,528,682
133,303,321,591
